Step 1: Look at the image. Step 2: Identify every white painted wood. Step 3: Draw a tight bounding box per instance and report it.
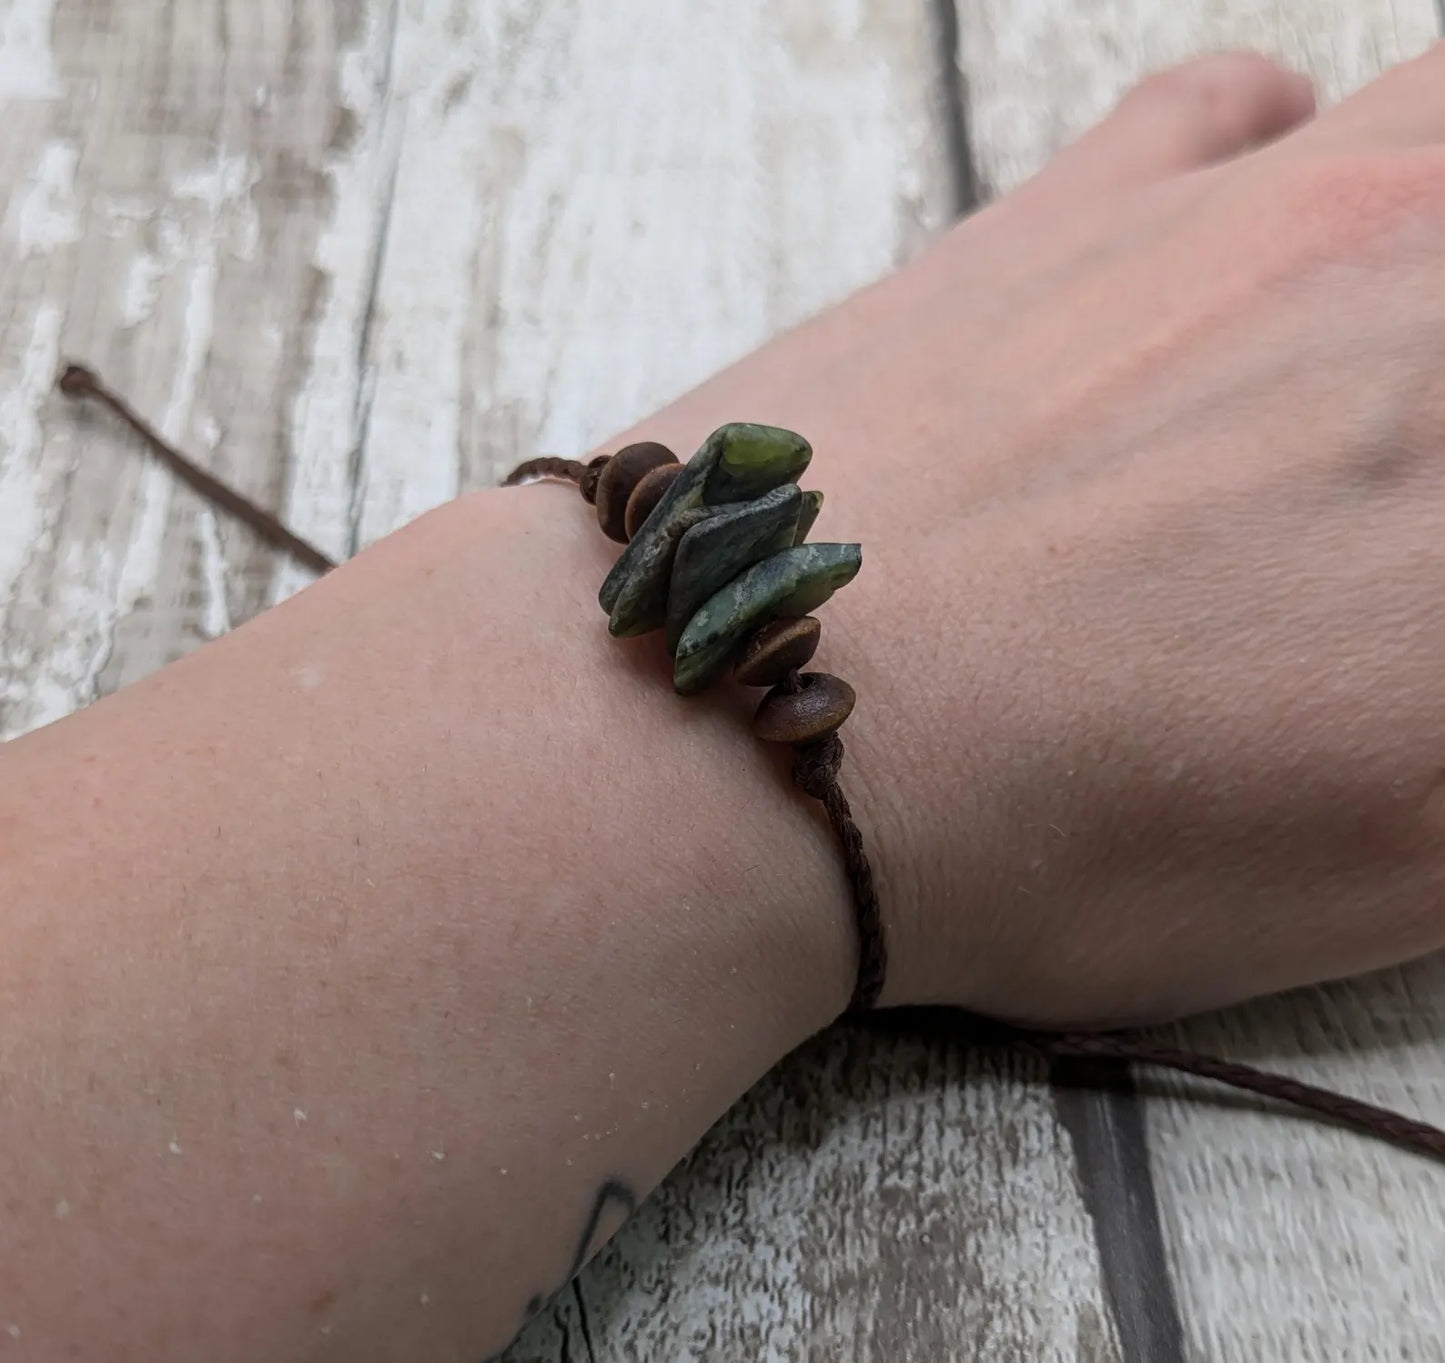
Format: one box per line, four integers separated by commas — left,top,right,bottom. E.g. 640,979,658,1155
509,1033,1120,1362
957,0,1442,195
1152,971,1445,1362
0,2,1124,1359
0,0,369,734
954,4,1445,1359
338,0,953,546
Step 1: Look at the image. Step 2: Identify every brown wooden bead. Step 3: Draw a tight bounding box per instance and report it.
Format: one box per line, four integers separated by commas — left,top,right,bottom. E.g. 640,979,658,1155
623,463,682,540
733,616,821,688
595,442,678,542
753,672,855,744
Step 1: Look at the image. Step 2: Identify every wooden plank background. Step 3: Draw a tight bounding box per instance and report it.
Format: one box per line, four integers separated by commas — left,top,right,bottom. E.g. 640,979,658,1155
0,1,1442,1358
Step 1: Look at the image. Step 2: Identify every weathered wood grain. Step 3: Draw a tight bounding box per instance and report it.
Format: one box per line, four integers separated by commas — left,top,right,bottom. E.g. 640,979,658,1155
952,4,1445,1360
955,0,1442,196
0,2,1127,1359
332,5,1115,1357
1151,970,1445,1362
338,0,955,544
0,0,364,736
510,1023,1120,1362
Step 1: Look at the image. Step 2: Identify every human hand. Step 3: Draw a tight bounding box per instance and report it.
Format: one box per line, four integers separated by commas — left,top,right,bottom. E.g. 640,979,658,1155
609,47,1445,1028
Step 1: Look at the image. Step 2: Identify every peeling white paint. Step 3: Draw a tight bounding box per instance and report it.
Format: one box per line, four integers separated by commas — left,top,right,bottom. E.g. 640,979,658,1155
175,153,260,261
274,8,402,603
0,301,63,627
8,535,120,734
8,138,80,256
195,509,231,640
0,0,61,103
121,251,166,328
110,153,260,634
99,194,157,237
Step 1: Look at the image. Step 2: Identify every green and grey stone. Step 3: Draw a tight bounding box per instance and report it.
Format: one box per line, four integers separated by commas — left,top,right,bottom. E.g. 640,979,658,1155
793,490,823,545
600,422,813,632
702,424,812,506
607,507,713,638
599,430,728,619
664,484,802,652
673,542,861,695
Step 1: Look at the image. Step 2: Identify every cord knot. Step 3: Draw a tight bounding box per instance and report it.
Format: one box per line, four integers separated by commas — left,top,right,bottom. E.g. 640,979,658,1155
579,454,609,505
792,732,844,800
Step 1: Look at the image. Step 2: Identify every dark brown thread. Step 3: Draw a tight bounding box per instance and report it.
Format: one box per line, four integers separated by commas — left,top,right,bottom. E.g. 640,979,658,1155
502,453,609,505
502,456,591,489
56,363,336,574
791,731,886,1012
48,374,1445,1169
1036,1032,1445,1163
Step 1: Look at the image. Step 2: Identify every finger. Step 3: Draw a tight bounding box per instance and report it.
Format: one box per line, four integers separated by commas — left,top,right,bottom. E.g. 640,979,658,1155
1271,41,1445,153
1021,53,1316,204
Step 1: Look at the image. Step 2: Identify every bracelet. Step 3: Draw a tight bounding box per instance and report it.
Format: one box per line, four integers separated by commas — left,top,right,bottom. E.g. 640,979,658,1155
504,425,886,1011
52,362,1445,1170
502,419,1445,1165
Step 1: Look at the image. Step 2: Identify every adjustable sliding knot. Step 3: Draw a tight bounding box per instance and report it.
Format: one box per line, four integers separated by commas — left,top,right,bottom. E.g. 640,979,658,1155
791,731,844,799
578,455,609,506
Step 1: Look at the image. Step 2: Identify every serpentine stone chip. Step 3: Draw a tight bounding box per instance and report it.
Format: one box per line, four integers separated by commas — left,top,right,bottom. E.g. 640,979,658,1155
673,542,861,695
702,424,813,505
665,485,803,652
600,431,724,619
606,507,714,638
601,424,814,636
794,490,823,545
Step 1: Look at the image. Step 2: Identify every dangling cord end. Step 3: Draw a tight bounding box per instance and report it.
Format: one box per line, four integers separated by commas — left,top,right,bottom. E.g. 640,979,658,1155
57,361,336,575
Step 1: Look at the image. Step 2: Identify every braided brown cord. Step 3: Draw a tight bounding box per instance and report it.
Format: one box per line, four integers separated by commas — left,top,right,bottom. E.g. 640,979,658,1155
792,733,886,1012
1039,1032,1445,1161
501,456,592,489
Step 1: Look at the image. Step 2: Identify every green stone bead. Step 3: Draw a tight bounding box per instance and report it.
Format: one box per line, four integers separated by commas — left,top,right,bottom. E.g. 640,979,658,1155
672,542,861,695
599,430,727,621
794,490,823,545
702,424,812,505
607,507,713,638
664,485,802,653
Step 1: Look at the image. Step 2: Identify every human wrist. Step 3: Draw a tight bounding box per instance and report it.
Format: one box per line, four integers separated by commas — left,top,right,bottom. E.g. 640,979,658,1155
456,485,859,1044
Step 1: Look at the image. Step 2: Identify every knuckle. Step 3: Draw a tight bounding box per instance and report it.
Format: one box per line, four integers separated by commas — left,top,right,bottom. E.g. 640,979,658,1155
1124,53,1281,124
